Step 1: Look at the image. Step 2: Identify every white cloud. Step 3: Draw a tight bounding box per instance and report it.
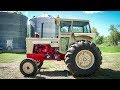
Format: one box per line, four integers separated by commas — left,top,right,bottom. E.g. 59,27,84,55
83,11,103,14
24,11,28,16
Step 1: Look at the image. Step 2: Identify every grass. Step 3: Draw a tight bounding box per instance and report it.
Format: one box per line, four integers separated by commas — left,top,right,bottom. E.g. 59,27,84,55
97,44,120,53
0,53,25,63
101,53,120,70
94,53,120,79
0,52,120,79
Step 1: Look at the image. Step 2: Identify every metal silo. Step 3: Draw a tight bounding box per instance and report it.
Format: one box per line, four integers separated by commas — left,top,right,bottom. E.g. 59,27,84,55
0,11,28,52
30,14,58,38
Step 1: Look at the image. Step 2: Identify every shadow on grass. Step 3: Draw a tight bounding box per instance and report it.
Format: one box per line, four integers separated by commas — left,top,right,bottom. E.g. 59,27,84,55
26,70,72,79
75,68,120,79
94,68,120,79
29,68,120,79
24,76,46,79
38,70,71,77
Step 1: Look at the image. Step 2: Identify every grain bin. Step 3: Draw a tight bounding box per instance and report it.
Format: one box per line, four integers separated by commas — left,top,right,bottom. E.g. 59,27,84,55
29,14,58,38
0,11,28,52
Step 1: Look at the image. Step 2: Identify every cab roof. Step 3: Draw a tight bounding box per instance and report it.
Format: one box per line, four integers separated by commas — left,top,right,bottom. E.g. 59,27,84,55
60,18,90,22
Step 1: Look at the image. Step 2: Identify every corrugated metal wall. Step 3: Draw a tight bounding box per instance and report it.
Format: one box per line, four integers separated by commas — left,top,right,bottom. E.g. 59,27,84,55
0,12,28,52
30,15,58,38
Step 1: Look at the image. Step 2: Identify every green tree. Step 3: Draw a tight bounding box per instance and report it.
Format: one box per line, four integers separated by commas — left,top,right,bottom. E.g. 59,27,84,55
95,36,104,44
109,25,120,46
91,27,99,37
91,27,103,44
104,36,111,46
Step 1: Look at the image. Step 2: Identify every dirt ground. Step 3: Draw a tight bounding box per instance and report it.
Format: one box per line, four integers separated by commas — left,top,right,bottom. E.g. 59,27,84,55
0,60,75,79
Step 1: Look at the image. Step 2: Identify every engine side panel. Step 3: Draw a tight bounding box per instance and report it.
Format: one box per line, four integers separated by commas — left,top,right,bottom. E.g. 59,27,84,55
27,44,65,63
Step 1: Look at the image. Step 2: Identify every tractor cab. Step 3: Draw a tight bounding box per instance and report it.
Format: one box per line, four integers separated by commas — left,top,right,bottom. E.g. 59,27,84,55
58,18,96,53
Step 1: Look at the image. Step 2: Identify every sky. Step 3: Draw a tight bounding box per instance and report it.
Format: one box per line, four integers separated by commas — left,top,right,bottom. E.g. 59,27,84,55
20,11,120,37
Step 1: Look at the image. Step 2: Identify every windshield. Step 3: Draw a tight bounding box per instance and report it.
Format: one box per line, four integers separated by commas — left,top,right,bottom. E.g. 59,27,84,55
60,20,91,33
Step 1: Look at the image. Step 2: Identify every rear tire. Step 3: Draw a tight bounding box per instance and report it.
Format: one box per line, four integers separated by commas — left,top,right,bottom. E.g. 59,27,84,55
20,59,38,77
65,40,102,77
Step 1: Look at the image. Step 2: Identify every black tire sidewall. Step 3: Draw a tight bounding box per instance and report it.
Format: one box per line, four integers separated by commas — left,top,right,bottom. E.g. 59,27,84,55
70,48,99,75
66,41,101,76
38,61,43,68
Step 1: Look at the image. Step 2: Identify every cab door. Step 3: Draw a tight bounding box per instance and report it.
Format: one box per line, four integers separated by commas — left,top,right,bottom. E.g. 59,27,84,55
59,20,72,54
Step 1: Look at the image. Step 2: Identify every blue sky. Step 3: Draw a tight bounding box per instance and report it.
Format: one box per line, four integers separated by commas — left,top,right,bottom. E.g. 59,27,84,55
20,11,120,37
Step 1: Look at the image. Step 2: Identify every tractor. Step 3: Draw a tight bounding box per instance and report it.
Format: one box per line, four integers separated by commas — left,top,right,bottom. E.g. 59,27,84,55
20,16,102,77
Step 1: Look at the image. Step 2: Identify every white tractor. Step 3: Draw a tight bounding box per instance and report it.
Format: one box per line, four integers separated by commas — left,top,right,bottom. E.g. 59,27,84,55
20,16,102,77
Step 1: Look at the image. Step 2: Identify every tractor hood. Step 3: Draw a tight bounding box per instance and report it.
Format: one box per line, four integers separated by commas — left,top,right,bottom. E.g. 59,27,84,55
71,33,96,42
73,33,96,39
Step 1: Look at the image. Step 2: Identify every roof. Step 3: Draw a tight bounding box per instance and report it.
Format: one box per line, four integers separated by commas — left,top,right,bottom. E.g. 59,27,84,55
60,18,90,22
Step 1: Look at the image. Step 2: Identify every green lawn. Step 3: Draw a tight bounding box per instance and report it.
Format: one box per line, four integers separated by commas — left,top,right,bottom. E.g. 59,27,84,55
0,53,25,63
98,44,120,53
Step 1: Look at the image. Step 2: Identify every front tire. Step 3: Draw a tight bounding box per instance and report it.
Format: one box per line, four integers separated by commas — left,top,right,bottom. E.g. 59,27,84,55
20,59,38,77
65,40,102,77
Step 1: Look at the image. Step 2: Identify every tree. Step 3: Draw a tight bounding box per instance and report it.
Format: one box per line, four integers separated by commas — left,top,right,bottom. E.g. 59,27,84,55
91,27,103,45
91,27,99,37
104,36,111,46
108,25,120,46
95,36,104,44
